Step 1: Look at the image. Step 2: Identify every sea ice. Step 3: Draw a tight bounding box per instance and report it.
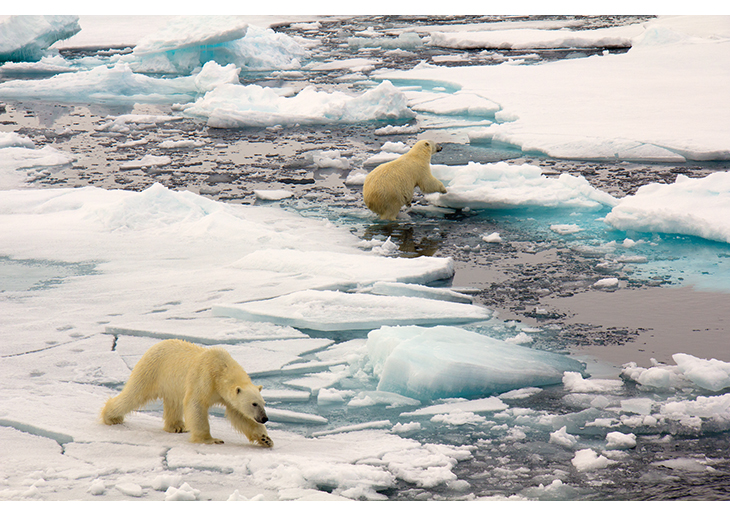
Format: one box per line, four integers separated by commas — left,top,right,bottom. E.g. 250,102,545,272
0,133,75,190
426,161,618,210
182,79,415,128
428,25,640,50
0,15,80,62
378,17,730,162
604,172,730,245
213,290,492,331
128,19,307,74
368,325,585,400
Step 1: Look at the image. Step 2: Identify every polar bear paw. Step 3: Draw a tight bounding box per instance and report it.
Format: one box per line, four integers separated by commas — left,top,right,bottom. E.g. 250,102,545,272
256,434,274,448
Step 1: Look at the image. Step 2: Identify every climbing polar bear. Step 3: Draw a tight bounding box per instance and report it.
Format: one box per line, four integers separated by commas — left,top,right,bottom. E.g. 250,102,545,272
363,139,447,220
101,339,273,447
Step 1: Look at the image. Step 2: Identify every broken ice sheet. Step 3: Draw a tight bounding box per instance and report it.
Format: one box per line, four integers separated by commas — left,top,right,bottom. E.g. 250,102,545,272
368,325,585,400
213,289,492,331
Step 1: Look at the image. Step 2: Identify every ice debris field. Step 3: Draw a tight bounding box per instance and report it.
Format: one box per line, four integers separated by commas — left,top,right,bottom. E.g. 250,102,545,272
1,13,730,502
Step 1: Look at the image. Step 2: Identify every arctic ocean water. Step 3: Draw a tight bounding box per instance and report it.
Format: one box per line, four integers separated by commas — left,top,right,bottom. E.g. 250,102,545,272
1,14,730,502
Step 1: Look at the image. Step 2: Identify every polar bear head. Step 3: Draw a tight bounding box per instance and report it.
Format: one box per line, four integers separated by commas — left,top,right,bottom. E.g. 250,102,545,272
409,139,442,158
233,383,268,424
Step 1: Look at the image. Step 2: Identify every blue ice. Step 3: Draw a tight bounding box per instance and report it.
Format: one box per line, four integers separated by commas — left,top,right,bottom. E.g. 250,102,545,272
368,325,585,400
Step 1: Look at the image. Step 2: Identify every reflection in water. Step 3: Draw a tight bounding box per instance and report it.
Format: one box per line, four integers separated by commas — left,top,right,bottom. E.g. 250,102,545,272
363,221,443,257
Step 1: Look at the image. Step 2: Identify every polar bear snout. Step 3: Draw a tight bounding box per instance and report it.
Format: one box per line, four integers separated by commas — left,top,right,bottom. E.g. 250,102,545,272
435,143,442,152
254,407,268,424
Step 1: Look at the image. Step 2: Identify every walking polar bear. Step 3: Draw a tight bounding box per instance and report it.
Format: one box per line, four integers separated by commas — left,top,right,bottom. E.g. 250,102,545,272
363,139,447,220
101,339,273,447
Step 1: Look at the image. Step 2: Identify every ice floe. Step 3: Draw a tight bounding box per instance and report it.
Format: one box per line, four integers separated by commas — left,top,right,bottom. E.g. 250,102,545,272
0,132,75,190
379,17,730,162
367,325,585,400
426,161,618,210
182,79,415,128
0,15,80,62
604,172,730,245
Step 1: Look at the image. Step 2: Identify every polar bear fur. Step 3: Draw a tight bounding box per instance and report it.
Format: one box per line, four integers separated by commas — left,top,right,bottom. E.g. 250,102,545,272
101,339,273,447
363,139,447,220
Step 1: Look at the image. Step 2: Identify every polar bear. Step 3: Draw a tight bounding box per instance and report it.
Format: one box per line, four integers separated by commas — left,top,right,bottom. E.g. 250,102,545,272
101,339,273,447
363,139,447,220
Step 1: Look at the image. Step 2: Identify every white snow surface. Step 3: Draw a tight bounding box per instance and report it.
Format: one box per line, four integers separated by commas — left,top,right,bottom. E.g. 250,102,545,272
379,16,730,162
0,183,482,500
604,172,730,245
427,161,618,210
182,79,415,128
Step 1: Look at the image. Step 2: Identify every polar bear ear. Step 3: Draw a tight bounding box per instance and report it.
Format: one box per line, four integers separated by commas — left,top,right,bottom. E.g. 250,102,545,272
257,385,263,392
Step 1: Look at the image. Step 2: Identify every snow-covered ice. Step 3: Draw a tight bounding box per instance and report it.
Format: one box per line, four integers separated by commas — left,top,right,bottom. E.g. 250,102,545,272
379,16,730,162
426,161,618,210
605,172,730,245
0,15,80,62
2,13,730,502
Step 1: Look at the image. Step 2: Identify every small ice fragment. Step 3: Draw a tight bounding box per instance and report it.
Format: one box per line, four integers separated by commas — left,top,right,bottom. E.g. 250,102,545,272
253,189,293,201
606,431,636,450
481,232,502,243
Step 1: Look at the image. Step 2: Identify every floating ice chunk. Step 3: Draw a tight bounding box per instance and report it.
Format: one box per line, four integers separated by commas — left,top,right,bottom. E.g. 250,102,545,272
127,17,306,74
391,422,421,436
606,431,636,450
380,141,410,154
254,189,293,201
431,412,486,426
571,449,614,472
593,278,619,290
622,354,730,392
363,151,402,166
312,150,350,169
374,123,420,135
562,371,623,393
550,224,583,235
158,139,206,149
660,393,730,424
481,232,502,243
0,15,80,62
362,281,473,304
672,353,730,392
0,63,198,104
344,169,368,185
214,290,491,332
119,155,172,170
371,326,583,400
550,426,578,448
184,79,415,128
605,172,730,244
428,162,618,210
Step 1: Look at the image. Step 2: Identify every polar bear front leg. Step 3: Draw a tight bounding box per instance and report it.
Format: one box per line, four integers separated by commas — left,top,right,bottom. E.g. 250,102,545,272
184,397,223,444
